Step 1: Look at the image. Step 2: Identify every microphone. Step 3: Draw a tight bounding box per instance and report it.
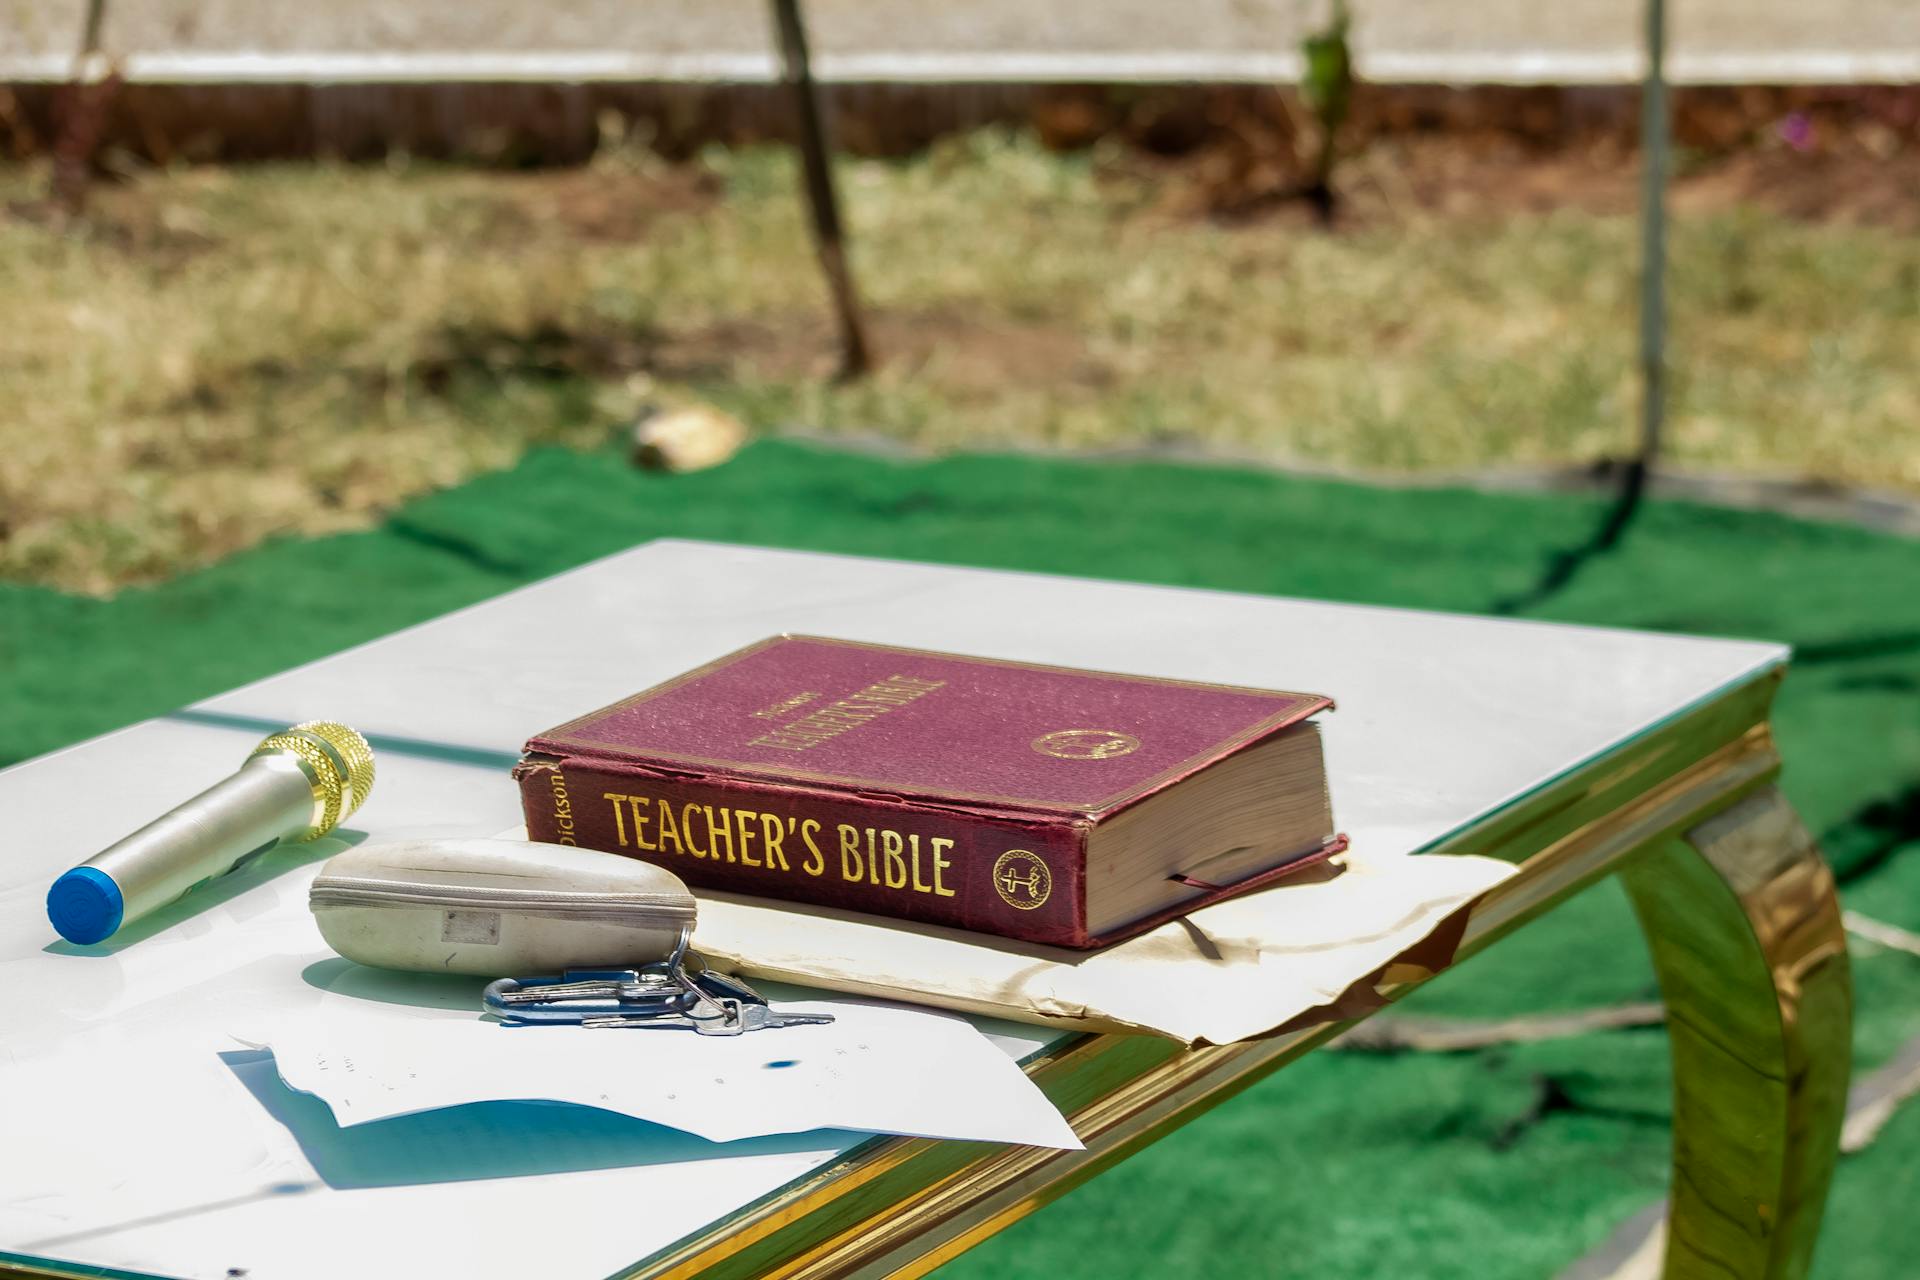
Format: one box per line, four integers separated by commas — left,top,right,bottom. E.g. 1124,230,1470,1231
47,721,376,945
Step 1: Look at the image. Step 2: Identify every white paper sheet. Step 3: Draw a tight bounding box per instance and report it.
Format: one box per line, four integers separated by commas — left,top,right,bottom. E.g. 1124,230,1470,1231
242,999,1082,1150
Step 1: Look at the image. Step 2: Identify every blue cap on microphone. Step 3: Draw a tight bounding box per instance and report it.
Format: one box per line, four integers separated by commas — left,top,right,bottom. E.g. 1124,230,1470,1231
48,867,124,945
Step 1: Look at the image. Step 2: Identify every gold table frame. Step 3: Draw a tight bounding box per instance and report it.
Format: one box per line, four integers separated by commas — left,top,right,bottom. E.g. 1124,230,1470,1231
0,667,1845,1280
629,667,1851,1280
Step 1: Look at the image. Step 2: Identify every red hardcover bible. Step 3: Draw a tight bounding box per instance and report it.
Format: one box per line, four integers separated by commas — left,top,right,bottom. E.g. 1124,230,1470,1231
515,636,1343,949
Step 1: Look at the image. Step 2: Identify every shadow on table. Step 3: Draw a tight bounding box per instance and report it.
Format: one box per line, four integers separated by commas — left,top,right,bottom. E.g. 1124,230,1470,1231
14,1181,323,1255
167,708,525,772
219,1049,852,1189
301,956,488,1010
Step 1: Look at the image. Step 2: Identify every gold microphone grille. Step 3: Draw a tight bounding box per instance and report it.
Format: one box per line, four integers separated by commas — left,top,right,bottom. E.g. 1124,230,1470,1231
251,721,376,838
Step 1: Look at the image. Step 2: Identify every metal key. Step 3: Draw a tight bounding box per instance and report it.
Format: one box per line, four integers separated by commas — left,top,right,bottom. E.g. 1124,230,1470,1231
483,952,833,1034
483,966,695,1023
580,998,836,1035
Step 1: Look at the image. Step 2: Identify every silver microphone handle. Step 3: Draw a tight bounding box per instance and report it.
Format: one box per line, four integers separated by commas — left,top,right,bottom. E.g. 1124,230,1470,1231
87,754,316,922
47,720,375,945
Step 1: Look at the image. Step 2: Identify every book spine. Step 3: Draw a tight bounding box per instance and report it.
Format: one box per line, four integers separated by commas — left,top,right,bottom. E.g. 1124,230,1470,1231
516,755,1092,947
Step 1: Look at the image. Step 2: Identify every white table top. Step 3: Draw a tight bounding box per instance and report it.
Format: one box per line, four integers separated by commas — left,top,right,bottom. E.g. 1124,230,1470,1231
0,540,1785,1280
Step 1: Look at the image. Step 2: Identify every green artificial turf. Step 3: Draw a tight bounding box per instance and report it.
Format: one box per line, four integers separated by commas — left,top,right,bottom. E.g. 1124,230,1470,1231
3,440,1917,1277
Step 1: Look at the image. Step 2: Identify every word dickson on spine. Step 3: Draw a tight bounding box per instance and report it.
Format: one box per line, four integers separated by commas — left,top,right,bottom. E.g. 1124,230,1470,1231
515,635,1344,948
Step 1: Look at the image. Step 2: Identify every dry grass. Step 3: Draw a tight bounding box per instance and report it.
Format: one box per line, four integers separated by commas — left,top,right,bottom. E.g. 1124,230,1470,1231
2,131,1916,592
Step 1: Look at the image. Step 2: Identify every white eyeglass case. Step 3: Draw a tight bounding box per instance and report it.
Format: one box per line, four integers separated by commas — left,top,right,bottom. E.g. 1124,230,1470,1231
309,837,696,976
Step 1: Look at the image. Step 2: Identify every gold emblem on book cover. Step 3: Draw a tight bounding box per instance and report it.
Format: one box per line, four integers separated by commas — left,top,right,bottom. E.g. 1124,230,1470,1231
992,849,1052,910
1031,729,1141,760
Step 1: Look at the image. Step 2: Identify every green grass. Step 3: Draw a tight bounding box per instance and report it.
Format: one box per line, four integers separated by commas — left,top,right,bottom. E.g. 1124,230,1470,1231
4,440,1918,1277
4,134,1918,593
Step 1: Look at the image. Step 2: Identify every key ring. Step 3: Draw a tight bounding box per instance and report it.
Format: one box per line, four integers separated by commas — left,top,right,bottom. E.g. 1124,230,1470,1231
480,925,834,1034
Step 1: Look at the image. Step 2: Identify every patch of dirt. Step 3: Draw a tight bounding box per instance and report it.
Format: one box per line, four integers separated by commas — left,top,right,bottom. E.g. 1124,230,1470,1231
160,305,1106,421
655,309,1111,393
1147,129,1920,231
5,180,224,270
1673,148,1920,230
488,162,719,243
162,317,658,417
411,318,654,387
1110,83,1919,230
1141,135,1640,228
881,311,1111,395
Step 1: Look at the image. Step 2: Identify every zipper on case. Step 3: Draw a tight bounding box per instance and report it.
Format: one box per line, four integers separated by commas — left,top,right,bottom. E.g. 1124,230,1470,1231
308,875,696,929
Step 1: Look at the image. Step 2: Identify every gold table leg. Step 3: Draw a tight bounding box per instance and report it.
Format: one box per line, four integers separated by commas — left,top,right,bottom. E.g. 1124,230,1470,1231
1620,786,1853,1280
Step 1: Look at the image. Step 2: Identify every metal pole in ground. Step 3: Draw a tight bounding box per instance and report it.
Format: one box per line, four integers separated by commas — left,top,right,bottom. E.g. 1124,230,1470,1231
769,0,874,380
1489,0,1670,612
1635,0,1669,491
53,0,114,215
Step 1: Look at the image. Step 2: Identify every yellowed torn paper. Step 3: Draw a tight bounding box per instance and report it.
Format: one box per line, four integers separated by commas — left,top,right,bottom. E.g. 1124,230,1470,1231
692,849,1516,1045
